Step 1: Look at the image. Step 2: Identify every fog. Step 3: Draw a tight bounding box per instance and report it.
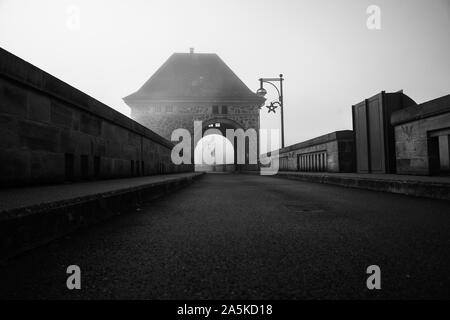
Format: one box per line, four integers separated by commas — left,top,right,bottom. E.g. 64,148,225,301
1,0,449,146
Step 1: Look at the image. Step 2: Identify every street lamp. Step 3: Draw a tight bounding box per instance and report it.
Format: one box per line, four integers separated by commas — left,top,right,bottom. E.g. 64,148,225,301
256,74,285,148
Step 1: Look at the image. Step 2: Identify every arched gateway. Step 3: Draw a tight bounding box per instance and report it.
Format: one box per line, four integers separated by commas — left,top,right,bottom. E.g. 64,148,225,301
123,50,265,171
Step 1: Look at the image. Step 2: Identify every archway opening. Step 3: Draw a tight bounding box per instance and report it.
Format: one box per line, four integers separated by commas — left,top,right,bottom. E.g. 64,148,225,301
194,134,235,172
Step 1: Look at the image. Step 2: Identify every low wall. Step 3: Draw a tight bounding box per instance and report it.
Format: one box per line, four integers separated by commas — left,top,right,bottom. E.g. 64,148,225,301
241,171,450,201
260,130,355,173
0,48,192,187
392,95,450,175
0,172,204,261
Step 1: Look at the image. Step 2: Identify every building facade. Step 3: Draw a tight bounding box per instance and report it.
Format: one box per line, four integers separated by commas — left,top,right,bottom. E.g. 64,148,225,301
123,50,265,169
391,94,450,175
352,91,417,174
260,131,355,173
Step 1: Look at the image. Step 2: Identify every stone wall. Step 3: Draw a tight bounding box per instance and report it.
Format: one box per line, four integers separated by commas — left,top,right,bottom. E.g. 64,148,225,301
392,95,450,175
131,103,260,141
0,48,192,187
260,131,355,173
130,102,260,171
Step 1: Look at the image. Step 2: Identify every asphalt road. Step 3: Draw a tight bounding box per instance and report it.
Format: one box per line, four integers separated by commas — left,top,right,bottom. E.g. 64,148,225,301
1,173,450,299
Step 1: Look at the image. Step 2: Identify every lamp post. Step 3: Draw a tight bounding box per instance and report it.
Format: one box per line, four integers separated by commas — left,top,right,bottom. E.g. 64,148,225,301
256,74,285,148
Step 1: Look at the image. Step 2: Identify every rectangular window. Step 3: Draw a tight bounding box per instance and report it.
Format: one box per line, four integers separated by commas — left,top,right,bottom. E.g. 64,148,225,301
212,105,219,114
221,105,228,114
156,105,162,113
165,105,173,112
131,160,135,175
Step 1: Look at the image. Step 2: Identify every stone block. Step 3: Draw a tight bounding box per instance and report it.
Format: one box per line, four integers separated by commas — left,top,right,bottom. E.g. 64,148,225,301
51,100,73,128
28,92,51,123
396,156,429,175
44,75,88,108
72,111,80,131
18,120,60,152
105,139,123,158
0,113,20,148
72,131,91,155
59,128,77,154
101,122,115,138
128,132,141,146
396,139,428,158
395,123,422,142
0,149,31,186
0,79,28,117
122,144,138,159
30,151,65,183
100,157,113,178
93,139,106,157
80,113,102,136
409,158,429,172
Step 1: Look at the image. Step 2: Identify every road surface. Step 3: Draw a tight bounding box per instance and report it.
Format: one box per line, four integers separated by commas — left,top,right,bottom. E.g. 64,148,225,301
1,173,450,299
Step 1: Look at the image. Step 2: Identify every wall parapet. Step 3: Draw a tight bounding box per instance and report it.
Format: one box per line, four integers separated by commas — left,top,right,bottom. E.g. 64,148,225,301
262,130,354,158
391,94,450,126
261,130,355,173
0,48,191,186
0,48,173,149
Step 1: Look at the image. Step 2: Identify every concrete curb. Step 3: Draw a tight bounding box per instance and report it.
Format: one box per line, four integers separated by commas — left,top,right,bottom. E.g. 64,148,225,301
241,171,450,201
0,172,204,261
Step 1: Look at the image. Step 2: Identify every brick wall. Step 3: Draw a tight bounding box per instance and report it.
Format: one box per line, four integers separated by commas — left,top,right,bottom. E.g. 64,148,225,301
0,48,192,187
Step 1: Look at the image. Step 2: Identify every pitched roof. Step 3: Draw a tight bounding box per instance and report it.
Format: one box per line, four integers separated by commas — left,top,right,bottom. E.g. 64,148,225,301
123,53,265,105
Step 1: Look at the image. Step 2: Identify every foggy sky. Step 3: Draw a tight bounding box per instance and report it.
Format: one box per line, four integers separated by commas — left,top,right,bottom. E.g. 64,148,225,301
1,0,449,146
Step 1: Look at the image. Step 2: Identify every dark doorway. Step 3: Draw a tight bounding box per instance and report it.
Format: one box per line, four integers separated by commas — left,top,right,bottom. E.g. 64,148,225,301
80,155,89,180
428,136,441,175
94,156,100,178
65,153,74,181
428,130,450,175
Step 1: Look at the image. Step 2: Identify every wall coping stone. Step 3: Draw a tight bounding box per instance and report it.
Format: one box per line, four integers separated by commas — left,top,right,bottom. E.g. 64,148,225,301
0,48,174,148
261,130,354,157
391,94,450,126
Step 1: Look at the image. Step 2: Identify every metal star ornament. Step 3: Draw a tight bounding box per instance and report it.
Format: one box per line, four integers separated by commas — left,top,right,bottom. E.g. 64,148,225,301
266,101,280,113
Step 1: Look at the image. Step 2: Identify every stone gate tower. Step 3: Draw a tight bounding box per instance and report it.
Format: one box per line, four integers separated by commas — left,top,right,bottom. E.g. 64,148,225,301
123,50,265,169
